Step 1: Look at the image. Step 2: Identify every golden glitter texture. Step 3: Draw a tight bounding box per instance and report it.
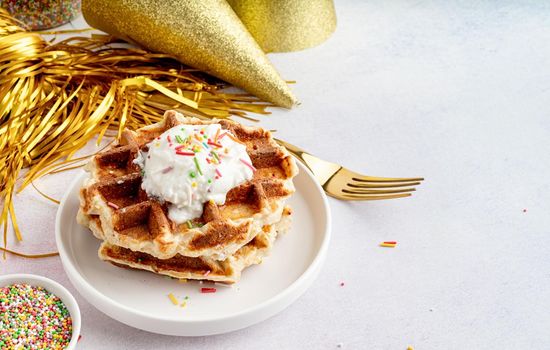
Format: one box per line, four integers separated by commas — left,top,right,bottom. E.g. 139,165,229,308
227,0,337,53
82,0,297,108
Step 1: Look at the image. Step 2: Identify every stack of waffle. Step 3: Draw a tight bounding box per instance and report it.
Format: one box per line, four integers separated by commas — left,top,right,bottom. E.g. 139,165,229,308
77,111,298,283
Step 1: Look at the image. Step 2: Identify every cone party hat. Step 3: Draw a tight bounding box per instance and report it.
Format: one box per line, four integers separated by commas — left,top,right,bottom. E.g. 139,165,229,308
82,0,297,108
227,0,337,53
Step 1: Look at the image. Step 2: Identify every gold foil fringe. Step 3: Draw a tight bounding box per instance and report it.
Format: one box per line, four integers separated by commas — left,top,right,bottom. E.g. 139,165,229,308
0,9,275,258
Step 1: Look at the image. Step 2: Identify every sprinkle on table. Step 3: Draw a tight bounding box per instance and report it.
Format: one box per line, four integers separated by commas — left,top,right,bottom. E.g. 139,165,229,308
340,282,345,287
380,241,397,248
0,283,73,349
407,347,414,350
201,287,217,294
523,209,527,213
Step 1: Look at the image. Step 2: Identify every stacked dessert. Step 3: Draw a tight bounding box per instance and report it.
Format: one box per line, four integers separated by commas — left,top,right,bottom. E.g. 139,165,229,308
77,110,298,283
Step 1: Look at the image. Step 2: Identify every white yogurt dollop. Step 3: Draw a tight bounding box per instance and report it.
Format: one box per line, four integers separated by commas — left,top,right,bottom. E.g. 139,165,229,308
134,124,255,223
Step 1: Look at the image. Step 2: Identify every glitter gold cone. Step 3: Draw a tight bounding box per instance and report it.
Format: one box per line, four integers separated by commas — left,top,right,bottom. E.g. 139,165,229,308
227,0,337,53
82,0,297,108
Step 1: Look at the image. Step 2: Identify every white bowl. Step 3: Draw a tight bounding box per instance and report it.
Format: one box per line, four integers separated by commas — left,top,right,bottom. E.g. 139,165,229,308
0,274,81,349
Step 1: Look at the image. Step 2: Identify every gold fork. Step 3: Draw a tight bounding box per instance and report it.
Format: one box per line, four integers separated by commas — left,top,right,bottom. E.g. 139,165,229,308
276,139,424,201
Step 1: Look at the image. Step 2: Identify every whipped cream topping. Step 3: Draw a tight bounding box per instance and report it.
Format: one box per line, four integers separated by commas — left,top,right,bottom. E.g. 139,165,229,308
134,124,255,223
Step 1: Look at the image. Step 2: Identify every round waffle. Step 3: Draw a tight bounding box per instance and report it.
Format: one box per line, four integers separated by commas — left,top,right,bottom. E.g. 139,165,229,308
95,207,292,284
78,111,298,260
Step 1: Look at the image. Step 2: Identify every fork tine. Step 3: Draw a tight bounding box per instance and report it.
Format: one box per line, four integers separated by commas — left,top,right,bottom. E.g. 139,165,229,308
338,193,413,201
352,175,425,183
347,181,421,189
342,188,416,195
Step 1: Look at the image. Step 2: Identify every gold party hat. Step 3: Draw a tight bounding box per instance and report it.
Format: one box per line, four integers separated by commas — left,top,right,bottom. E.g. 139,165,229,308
227,0,337,53
82,0,297,108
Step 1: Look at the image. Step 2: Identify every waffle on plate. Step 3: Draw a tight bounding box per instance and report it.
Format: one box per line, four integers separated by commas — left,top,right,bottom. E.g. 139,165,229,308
77,110,298,283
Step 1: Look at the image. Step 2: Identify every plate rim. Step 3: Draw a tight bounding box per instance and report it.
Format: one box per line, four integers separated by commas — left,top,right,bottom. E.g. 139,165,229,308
55,160,331,331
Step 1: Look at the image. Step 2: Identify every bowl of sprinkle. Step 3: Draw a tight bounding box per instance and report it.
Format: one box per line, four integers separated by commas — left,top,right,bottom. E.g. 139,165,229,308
0,274,81,349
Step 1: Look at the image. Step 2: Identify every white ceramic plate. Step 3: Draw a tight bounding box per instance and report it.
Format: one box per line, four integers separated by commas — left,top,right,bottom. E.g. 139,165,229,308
55,161,331,336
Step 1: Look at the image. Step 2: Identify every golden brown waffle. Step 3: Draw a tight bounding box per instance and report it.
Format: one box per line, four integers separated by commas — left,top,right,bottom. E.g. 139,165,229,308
78,110,298,260
94,207,291,284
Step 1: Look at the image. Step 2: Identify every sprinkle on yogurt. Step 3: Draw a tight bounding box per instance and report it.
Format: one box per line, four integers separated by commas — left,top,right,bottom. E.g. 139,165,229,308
134,124,254,223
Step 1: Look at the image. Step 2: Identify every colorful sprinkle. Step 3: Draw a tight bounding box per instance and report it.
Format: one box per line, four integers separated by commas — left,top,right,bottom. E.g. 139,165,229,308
175,135,184,144
162,166,173,174
380,241,397,248
7,0,80,30
176,150,194,156
340,282,345,287
107,201,119,209
215,169,222,178
211,151,220,162
193,157,203,175
189,171,196,178
0,283,73,349
200,288,217,294
207,140,222,148
240,158,257,172
168,293,179,305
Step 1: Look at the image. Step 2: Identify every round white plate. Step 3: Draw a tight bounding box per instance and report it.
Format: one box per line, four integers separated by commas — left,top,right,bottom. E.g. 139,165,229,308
55,161,331,336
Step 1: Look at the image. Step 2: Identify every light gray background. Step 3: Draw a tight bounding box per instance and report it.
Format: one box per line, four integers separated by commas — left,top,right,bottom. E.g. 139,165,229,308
4,1,550,349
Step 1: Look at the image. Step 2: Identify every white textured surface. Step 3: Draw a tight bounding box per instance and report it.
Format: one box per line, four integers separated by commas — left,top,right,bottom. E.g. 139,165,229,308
4,1,550,349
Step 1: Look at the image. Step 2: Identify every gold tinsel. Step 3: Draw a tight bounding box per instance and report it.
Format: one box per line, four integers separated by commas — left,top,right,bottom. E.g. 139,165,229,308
0,9,276,257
